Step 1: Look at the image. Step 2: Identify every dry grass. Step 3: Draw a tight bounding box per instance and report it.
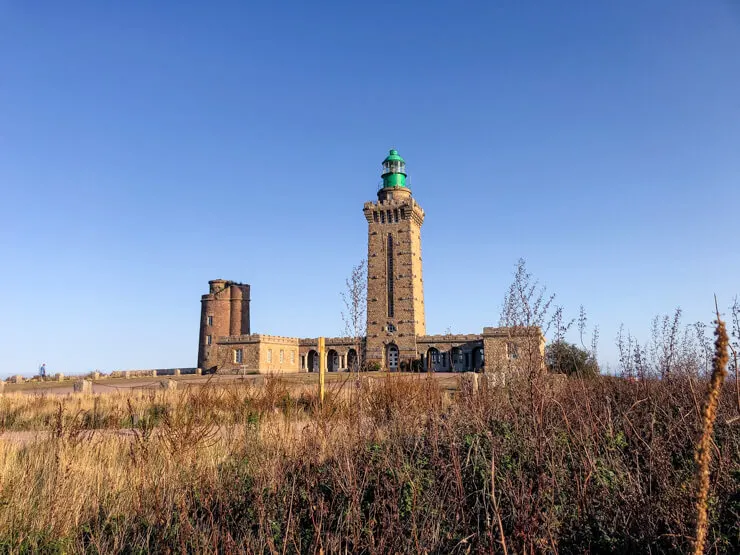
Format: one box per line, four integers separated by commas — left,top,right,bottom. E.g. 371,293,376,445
0,369,737,553
693,315,730,554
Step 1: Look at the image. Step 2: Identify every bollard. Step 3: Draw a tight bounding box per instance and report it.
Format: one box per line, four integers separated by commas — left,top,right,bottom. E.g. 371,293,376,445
174,369,181,376
92,372,100,381
480,372,504,391
196,368,202,376
160,379,177,390
359,376,375,393
73,380,92,394
151,370,157,377
459,373,479,397
55,373,64,382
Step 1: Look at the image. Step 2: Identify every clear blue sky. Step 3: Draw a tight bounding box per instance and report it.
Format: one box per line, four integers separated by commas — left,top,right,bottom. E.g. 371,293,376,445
1,1,739,377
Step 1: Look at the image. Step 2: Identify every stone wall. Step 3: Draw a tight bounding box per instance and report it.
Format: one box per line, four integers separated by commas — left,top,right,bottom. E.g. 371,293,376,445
109,368,198,378
216,334,300,373
482,326,545,374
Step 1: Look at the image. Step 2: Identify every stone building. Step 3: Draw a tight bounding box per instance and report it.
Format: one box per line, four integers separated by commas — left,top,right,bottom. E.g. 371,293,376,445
197,149,544,374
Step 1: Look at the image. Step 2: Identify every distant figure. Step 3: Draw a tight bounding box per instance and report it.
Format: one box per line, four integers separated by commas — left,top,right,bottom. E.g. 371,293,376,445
39,363,47,378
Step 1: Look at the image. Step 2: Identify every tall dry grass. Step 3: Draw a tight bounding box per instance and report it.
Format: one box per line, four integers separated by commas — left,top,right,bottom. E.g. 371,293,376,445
693,314,730,554
0,370,737,553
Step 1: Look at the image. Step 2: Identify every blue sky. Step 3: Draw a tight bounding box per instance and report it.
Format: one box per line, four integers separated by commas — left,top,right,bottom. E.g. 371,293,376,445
1,1,738,377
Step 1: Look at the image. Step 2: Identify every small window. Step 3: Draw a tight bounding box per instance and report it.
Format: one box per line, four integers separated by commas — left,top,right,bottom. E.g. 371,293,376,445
207,315,213,326
267,349,272,363
387,323,396,332
234,349,243,364
507,342,519,360
279,349,284,363
291,350,296,364
380,211,386,223
206,335,212,346
393,209,399,222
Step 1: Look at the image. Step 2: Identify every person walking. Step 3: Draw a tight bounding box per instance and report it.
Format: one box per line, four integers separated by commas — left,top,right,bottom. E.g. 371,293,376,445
39,363,47,378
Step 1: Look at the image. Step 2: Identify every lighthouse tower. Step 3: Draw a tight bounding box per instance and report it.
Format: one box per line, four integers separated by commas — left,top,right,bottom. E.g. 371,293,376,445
363,149,426,370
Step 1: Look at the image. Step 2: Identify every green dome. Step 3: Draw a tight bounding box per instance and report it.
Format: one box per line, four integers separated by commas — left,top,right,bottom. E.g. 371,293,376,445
383,149,405,165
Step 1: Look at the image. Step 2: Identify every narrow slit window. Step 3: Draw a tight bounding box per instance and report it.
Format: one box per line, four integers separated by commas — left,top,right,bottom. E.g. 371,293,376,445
387,233,394,318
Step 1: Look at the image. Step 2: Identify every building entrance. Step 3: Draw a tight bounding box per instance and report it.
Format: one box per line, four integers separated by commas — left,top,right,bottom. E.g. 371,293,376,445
387,344,399,371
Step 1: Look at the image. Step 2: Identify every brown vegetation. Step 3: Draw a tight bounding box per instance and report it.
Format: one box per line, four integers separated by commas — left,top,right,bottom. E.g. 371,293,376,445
0,364,737,553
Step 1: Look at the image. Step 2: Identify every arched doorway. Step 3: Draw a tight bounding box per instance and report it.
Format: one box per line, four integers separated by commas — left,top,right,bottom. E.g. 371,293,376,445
472,346,484,371
386,343,399,372
307,350,319,372
327,349,339,372
347,348,358,372
426,347,441,372
450,347,464,372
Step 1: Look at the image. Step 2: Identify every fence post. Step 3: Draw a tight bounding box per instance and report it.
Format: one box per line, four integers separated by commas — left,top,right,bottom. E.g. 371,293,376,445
318,337,326,405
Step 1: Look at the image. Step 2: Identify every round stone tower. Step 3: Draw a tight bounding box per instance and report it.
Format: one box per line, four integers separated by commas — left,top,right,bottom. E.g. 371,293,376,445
197,280,251,371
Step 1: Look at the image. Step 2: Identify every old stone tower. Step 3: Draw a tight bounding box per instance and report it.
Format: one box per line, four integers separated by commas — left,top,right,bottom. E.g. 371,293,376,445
363,149,426,370
197,280,250,371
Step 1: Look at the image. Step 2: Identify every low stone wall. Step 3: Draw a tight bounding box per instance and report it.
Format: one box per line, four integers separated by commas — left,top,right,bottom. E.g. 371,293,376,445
109,368,198,378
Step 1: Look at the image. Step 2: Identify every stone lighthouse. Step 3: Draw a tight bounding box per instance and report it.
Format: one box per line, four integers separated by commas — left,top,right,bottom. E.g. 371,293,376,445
363,149,426,370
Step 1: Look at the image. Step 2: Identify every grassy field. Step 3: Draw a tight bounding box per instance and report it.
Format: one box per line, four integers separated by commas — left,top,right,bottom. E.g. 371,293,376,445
0,369,737,553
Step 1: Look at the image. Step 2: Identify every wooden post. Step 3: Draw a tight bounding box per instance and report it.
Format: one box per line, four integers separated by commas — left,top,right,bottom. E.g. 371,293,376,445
318,337,326,405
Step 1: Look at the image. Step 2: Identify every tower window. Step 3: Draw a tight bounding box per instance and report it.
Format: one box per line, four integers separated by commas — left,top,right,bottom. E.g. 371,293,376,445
387,209,392,223
234,349,243,364
206,335,212,345
207,315,213,326
401,208,406,219
373,211,379,223
393,209,399,222
380,211,385,223
387,233,394,318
